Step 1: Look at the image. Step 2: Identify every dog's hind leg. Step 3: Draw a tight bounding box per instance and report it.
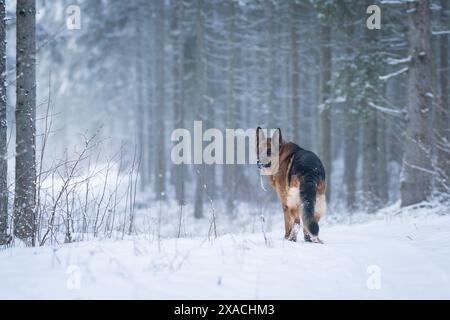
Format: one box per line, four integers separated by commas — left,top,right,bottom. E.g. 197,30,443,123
303,227,312,242
300,177,324,244
314,181,327,222
304,195,325,243
288,208,300,242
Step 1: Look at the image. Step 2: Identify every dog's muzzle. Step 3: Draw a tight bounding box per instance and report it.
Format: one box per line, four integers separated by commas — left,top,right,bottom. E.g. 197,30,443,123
257,160,271,170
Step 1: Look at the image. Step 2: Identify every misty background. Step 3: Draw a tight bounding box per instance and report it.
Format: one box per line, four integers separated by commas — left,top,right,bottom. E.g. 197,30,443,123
1,0,449,244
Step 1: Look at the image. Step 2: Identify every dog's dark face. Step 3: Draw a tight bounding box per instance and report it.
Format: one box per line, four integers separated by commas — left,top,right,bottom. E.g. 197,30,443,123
256,127,282,174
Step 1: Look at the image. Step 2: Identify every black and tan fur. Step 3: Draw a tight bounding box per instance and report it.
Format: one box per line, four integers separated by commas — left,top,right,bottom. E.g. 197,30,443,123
256,127,326,243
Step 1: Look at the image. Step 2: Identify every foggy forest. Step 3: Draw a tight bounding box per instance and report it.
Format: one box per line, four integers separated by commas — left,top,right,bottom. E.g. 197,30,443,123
0,0,449,300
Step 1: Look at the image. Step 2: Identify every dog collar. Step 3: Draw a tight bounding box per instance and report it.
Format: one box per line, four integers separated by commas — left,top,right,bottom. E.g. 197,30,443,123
257,160,271,169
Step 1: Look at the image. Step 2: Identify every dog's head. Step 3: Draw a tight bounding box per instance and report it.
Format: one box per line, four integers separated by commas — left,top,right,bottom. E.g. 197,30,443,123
256,127,282,175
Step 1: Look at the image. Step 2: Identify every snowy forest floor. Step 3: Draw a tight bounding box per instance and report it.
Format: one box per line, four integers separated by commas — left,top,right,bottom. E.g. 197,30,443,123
1,202,450,299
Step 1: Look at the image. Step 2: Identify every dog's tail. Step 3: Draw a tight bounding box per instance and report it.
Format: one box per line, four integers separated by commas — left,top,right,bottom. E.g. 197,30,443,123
300,176,319,236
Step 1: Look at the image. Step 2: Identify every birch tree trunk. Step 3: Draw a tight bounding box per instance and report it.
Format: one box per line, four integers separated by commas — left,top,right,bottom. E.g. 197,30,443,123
14,0,37,245
401,0,433,206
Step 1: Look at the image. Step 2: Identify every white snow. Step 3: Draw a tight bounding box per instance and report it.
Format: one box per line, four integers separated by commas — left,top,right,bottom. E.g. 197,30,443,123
368,102,405,117
432,30,450,35
379,67,409,81
386,56,411,65
1,205,450,300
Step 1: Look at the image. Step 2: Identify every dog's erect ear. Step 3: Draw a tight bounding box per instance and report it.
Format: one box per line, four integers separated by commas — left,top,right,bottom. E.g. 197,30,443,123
271,128,282,148
256,127,266,147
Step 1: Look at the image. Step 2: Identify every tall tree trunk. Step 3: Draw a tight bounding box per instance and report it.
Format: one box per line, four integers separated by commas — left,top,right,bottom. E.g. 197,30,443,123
172,0,185,205
135,5,147,191
224,1,237,214
203,1,215,201
362,14,381,212
194,0,205,219
362,107,379,210
319,24,332,201
344,113,358,210
291,2,300,143
14,0,37,245
436,0,449,194
143,2,153,186
154,0,166,200
343,23,358,211
0,0,8,242
267,1,276,129
401,0,433,206
377,110,389,203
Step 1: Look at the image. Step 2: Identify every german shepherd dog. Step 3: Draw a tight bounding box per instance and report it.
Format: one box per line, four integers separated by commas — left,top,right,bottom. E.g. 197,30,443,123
256,127,326,243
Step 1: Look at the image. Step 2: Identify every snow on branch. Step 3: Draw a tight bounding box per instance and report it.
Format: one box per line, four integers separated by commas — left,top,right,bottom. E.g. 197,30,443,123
380,0,405,4
432,30,450,35
386,56,411,65
379,67,408,81
368,102,405,117
403,160,437,176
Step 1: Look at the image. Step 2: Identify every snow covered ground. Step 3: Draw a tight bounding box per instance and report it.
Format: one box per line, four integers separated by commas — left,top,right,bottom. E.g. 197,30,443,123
1,204,450,300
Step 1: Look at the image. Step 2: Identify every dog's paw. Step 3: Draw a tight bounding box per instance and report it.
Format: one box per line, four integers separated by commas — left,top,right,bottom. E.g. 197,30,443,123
311,236,324,244
286,224,300,242
287,234,298,242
